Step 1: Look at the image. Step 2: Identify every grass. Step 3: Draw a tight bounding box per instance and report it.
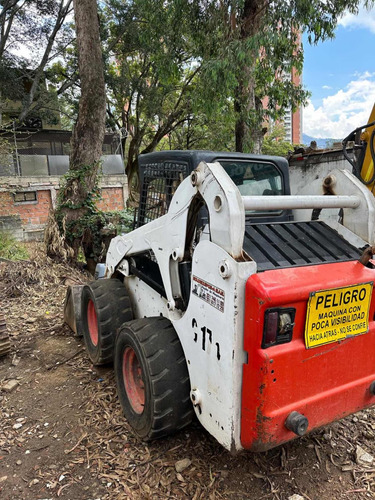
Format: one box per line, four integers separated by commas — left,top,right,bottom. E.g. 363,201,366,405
0,232,29,261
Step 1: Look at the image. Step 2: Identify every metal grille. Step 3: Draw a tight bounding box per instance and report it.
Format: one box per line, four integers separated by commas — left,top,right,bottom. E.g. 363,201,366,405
243,221,362,272
135,162,187,227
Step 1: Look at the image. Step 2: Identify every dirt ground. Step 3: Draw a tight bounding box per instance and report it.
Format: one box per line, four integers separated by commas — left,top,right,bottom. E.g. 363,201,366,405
1,245,375,500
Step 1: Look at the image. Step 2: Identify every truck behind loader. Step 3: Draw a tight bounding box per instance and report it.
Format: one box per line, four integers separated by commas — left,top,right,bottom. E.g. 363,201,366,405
76,148,375,453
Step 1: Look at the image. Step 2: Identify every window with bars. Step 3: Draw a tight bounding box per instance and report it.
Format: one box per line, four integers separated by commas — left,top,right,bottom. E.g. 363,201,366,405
14,191,37,203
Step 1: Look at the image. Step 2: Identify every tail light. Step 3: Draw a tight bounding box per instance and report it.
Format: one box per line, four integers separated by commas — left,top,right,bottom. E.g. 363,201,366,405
262,308,296,348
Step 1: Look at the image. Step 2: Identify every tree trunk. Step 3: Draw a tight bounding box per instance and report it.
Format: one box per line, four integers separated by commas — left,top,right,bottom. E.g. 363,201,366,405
234,74,255,153
126,133,144,197
234,0,268,154
45,0,106,267
70,0,106,174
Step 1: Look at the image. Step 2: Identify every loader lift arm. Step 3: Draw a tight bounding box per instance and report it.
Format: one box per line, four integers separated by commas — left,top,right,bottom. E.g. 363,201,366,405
106,161,370,319
106,161,246,317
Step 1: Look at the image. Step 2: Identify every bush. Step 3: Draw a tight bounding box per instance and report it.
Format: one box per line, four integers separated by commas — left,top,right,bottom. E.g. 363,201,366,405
0,232,29,261
105,208,135,235
115,208,135,234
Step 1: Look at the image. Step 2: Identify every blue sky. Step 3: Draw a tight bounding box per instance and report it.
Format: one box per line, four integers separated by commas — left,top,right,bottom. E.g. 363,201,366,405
302,4,375,138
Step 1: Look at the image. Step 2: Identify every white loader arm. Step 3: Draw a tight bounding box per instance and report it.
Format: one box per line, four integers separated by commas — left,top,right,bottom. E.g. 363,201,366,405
105,161,245,310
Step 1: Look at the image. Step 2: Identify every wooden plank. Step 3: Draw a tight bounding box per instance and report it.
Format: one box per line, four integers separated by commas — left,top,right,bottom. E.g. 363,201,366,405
0,314,10,357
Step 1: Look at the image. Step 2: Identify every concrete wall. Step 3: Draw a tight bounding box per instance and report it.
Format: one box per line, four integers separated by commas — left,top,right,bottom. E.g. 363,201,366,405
288,148,354,223
0,175,128,241
288,149,353,195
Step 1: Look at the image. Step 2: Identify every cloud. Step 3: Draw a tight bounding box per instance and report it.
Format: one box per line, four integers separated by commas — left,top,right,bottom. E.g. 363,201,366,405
338,5,375,33
322,85,332,89
303,73,375,138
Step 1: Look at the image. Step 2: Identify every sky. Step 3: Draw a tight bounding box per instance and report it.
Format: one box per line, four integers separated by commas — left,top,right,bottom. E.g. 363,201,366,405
302,4,375,139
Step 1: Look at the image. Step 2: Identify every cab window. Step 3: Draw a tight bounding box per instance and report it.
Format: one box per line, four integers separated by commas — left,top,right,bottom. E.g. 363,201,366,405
219,160,283,214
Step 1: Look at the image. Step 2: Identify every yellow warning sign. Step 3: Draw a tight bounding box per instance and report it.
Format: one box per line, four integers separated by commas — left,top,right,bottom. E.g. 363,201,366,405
305,282,373,349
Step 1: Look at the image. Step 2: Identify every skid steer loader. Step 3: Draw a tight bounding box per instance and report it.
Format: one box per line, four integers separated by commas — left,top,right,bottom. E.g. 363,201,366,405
76,149,375,452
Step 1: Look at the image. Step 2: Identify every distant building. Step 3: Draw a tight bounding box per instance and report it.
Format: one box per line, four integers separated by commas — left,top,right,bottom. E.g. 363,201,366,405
261,29,303,146
282,68,302,144
0,74,128,241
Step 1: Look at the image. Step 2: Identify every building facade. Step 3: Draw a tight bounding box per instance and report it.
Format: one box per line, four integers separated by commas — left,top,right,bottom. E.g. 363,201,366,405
283,68,302,144
0,129,128,241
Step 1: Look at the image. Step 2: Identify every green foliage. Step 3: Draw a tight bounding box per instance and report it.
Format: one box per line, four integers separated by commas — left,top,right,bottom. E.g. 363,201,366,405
97,0,219,182
0,0,73,126
47,56,79,130
0,138,14,156
87,208,136,238
261,125,294,157
57,163,102,212
53,162,105,260
64,211,108,259
55,207,134,262
111,208,135,234
0,232,29,261
54,163,134,262
47,0,373,165
164,104,236,152
195,0,374,151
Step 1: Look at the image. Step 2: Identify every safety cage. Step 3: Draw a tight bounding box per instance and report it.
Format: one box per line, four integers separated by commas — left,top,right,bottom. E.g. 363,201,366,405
134,161,188,228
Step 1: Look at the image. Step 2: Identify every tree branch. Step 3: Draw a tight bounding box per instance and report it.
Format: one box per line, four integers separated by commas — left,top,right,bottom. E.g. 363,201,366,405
57,72,80,95
18,0,73,123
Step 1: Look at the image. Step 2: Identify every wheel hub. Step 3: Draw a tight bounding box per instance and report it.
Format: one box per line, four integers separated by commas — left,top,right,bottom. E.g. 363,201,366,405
123,347,145,414
87,299,99,346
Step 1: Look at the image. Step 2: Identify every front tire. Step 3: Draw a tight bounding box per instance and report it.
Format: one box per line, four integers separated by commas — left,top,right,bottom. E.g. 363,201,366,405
114,317,193,440
81,279,133,365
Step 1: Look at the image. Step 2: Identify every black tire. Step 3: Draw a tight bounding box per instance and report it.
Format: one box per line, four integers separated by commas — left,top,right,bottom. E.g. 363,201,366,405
81,279,133,365
114,317,194,440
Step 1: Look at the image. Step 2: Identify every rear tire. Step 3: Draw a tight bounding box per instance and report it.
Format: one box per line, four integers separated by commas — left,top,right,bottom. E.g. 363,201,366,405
114,317,193,440
81,279,133,365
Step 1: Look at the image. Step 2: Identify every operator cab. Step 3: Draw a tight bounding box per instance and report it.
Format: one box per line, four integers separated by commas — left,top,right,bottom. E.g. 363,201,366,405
129,151,293,311
134,150,292,228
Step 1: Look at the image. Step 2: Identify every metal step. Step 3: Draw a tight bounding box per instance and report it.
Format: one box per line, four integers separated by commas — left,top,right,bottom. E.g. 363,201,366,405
243,221,362,272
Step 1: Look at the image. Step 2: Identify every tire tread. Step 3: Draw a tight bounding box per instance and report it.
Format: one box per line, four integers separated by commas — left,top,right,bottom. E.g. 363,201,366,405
115,317,194,440
82,279,133,365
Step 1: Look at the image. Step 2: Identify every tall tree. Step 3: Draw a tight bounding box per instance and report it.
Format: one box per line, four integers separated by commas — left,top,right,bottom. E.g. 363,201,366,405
0,0,73,127
103,0,205,186
45,0,106,267
201,0,374,153
69,0,106,175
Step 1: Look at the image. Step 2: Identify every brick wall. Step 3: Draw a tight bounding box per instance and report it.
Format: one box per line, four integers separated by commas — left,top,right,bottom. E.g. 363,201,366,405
0,176,128,240
0,190,51,226
97,187,125,211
